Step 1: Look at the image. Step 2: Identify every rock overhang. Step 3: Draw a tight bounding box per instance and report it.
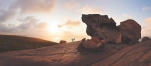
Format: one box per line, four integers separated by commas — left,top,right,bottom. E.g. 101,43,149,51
81,14,141,44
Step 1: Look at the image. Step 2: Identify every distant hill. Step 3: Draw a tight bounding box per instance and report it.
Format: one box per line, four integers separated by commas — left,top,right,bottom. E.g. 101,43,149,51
0,35,58,52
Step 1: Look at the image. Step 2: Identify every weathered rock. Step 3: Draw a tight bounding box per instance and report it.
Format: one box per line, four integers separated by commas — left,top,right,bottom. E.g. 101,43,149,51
91,40,151,66
82,36,100,48
77,35,105,52
59,40,67,44
118,19,141,43
1,40,151,66
82,14,141,44
141,37,151,42
82,14,117,37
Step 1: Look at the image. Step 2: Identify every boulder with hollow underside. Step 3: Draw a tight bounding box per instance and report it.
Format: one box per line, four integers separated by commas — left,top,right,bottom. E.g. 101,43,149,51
82,14,141,44
77,14,141,52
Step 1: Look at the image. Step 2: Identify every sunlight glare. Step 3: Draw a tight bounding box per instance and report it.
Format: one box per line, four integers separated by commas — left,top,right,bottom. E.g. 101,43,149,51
47,23,62,33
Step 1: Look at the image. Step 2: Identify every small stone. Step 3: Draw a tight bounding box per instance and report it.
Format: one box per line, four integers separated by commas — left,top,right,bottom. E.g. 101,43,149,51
59,40,67,44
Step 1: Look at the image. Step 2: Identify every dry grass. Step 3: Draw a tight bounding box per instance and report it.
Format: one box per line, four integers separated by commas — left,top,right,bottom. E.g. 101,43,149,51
0,35,58,52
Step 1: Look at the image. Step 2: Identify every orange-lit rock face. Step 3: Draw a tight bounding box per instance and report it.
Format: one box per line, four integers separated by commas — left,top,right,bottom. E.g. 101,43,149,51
82,35,102,48
90,35,99,43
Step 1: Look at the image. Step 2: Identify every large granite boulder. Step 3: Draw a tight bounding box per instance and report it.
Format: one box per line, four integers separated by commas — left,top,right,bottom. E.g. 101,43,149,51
118,19,141,43
82,14,141,44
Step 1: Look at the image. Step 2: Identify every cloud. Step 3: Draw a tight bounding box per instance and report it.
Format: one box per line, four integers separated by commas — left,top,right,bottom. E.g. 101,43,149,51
0,0,55,33
13,0,56,13
141,17,151,37
36,22,48,29
0,9,17,23
0,15,52,42
144,18,151,24
58,20,81,28
0,0,56,42
142,6,151,11
65,20,81,26
113,14,133,25
0,16,48,33
78,5,103,14
0,23,17,32
17,16,38,31
64,0,80,10
17,16,48,31
57,25,63,28
0,0,55,23
122,14,133,19
55,19,90,42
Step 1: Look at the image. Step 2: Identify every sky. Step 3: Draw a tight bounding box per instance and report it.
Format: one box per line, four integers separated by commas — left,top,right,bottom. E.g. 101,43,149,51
0,0,151,42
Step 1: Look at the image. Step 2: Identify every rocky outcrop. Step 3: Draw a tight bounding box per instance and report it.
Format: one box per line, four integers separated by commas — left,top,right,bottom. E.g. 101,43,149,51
118,19,141,43
141,37,151,42
77,36,106,52
91,40,151,66
0,40,151,66
59,40,67,44
82,14,141,44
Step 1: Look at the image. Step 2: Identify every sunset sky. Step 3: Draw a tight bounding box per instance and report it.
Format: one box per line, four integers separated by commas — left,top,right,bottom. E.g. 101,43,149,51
0,0,151,42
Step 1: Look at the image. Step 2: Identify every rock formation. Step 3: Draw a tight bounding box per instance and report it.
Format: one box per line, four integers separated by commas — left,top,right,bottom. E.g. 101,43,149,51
82,14,141,44
141,37,151,42
77,36,105,52
1,40,151,66
59,40,67,44
118,19,141,43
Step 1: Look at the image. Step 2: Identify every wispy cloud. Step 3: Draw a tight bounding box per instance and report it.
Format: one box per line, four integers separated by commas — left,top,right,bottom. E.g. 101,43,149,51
122,14,133,19
58,20,81,28
56,19,89,42
0,16,48,33
0,0,55,35
78,5,103,14
0,8,17,23
141,17,151,37
0,0,52,40
142,6,151,11
64,20,81,27
13,0,56,13
114,14,134,25
145,18,151,24
64,0,80,10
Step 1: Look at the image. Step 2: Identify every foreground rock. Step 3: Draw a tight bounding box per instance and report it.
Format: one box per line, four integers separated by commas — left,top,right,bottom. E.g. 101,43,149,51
118,19,141,43
77,36,106,53
82,14,141,44
0,40,151,66
91,40,151,66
